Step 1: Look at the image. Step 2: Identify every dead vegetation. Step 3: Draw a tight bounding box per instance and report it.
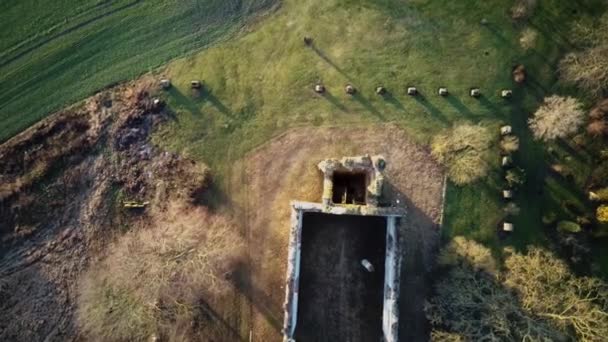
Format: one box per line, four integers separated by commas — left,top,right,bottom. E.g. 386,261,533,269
0,78,216,341
560,13,608,97
529,95,585,141
431,123,495,185
510,0,537,22
426,237,608,341
78,202,244,342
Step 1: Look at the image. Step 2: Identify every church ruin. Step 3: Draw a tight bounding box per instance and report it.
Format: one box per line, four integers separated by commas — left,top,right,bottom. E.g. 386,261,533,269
282,155,405,342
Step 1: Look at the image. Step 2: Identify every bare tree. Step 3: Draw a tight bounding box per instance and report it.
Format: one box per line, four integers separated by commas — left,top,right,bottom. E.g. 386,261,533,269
529,95,585,141
427,238,608,341
559,46,608,97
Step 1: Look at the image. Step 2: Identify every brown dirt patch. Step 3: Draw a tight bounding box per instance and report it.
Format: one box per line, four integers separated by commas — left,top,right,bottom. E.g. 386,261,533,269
229,124,445,341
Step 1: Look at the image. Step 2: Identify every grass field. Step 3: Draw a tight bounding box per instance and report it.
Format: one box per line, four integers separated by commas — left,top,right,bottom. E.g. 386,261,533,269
1,0,606,274
0,0,276,142
151,0,608,274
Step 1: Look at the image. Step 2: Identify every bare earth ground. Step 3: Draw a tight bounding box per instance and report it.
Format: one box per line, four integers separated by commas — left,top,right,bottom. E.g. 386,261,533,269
0,97,443,340
232,124,444,341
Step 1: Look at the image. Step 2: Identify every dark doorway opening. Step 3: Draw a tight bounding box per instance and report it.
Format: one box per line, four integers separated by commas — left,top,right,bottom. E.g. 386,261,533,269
332,172,367,204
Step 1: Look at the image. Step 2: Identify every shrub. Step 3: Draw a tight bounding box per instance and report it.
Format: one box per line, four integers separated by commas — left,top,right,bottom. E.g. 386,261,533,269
542,211,557,225
506,167,526,188
510,0,537,22
519,27,538,50
500,135,520,153
431,123,494,185
587,120,607,137
559,46,608,97
597,205,608,223
529,96,585,141
504,202,521,216
557,220,582,233
592,187,608,201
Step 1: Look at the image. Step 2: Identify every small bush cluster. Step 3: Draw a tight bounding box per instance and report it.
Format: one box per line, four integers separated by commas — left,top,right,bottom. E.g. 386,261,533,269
431,123,494,185
529,95,585,141
560,13,608,97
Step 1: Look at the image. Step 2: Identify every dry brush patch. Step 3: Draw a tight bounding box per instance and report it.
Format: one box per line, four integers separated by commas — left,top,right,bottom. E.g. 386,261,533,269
431,123,495,185
78,202,244,341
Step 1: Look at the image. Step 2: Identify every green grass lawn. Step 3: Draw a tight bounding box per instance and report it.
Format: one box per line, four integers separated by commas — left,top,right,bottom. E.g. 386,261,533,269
2,0,606,275
152,0,607,274
0,0,276,142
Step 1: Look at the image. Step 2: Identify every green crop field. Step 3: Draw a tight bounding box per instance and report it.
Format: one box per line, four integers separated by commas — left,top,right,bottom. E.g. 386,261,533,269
151,0,608,274
0,0,276,142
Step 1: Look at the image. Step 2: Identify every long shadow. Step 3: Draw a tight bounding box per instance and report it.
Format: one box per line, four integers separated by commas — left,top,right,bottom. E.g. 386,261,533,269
204,91,233,117
0,0,143,68
412,94,449,124
310,45,353,81
382,181,436,342
384,92,406,113
478,95,507,120
168,87,204,117
229,261,283,332
321,91,347,112
352,93,385,119
446,95,475,118
198,299,246,341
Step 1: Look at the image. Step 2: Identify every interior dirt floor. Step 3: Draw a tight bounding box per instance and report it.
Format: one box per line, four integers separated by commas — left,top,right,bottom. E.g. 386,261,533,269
294,213,386,342
231,123,445,342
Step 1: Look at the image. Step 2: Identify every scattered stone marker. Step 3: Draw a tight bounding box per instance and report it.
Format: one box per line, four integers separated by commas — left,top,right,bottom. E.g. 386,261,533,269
470,88,481,97
160,79,171,90
376,86,387,95
314,84,326,94
361,259,375,272
345,84,356,95
501,89,513,98
502,155,512,167
503,189,514,199
500,125,512,135
438,87,448,96
407,87,417,96
512,64,526,83
191,80,202,89
152,98,164,110
503,222,514,232
481,18,489,25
